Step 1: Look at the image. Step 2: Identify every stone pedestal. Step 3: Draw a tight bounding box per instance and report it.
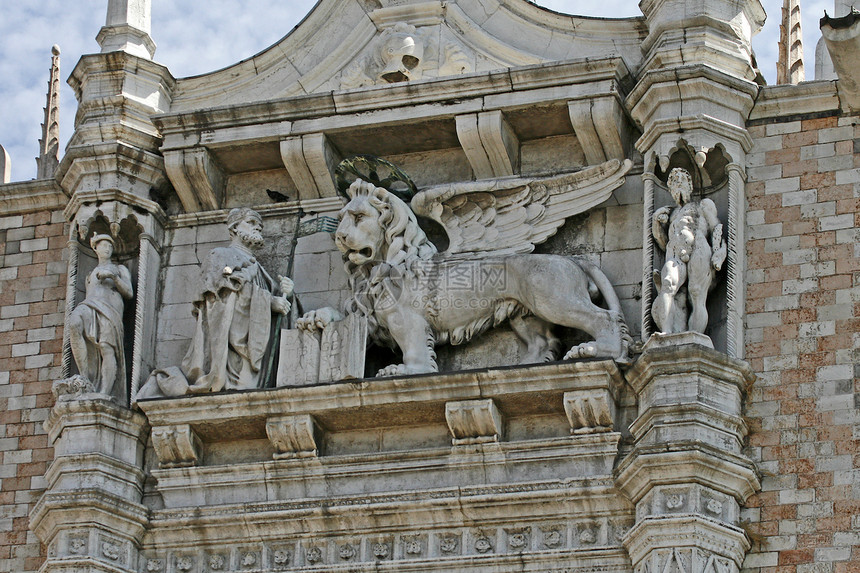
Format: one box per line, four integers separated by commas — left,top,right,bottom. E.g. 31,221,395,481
30,398,149,573
616,343,759,573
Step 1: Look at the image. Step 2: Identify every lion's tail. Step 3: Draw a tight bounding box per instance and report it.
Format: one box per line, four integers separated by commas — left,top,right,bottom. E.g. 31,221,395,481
572,257,622,314
573,257,633,362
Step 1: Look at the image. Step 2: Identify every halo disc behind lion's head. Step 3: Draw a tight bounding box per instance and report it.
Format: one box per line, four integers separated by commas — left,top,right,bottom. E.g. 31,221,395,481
335,155,417,204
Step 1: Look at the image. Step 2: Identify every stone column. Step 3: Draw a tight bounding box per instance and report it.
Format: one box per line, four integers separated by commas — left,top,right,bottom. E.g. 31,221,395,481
30,398,149,572
617,339,760,573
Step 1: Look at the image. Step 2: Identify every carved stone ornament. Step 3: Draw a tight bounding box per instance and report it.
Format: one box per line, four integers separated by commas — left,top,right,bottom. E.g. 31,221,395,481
265,414,321,459
404,538,423,556
101,540,121,561
305,546,323,564
273,549,291,568
176,556,194,572
209,554,226,570
439,535,459,554
474,536,493,553
651,168,726,336
150,424,202,468
136,208,293,399
563,389,615,434
240,551,257,568
297,158,634,377
52,374,96,401
445,399,503,445
372,542,390,560
339,22,473,90
338,543,356,560
542,528,563,548
69,233,133,400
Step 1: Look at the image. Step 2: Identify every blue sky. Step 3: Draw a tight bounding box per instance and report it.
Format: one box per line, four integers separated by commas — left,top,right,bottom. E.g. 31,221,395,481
0,0,833,182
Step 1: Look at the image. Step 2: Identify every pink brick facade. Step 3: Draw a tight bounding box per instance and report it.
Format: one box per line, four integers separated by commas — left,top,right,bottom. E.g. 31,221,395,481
743,114,860,572
0,208,67,572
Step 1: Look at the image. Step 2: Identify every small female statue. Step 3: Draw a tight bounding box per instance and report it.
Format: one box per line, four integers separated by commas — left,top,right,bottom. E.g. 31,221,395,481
69,234,133,398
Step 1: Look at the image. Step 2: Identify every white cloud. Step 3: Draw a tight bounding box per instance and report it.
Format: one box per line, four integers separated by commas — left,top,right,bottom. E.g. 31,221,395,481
0,1,830,183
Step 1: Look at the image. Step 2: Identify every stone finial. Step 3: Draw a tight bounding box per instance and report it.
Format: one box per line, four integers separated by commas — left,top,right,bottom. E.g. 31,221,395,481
820,8,860,111
777,0,805,84
0,144,10,184
97,0,156,59
35,46,61,180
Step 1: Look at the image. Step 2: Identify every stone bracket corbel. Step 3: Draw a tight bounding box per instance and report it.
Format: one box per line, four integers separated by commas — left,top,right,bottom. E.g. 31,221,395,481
163,148,225,212
150,424,202,468
266,414,323,460
445,398,504,445
455,110,520,179
563,389,615,434
567,96,628,165
280,133,342,200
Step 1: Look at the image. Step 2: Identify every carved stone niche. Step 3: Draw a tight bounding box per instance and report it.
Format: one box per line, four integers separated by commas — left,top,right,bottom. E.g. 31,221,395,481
641,142,735,353
62,211,145,403
445,398,504,445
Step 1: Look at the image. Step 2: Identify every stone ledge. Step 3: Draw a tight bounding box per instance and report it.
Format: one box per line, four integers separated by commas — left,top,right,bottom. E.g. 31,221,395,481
748,81,841,123
625,343,754,396
137,360,624,442
615,445,760,504
0,178,67,216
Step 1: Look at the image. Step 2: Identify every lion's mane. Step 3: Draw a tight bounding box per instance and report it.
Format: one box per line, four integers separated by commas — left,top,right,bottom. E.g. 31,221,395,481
342,184,436,347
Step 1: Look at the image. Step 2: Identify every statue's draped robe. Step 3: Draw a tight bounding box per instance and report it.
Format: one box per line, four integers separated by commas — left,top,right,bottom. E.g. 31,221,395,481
72,263,129,394
182,246,275,392
140,246,277,397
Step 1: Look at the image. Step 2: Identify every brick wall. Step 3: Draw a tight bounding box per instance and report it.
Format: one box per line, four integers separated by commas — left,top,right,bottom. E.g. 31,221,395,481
0,209,66,572
743,115,860,572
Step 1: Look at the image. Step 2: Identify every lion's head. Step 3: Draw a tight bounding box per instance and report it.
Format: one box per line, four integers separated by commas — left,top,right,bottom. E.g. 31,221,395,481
335,180,436,269
336,180,437,345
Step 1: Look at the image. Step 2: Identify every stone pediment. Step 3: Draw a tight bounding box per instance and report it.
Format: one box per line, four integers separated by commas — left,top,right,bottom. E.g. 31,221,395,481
169,0,646,113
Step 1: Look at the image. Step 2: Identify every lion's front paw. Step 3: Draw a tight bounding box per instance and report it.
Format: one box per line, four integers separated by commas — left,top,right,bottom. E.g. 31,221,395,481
296,307,342,332
376,364,408,377
563,342,598,361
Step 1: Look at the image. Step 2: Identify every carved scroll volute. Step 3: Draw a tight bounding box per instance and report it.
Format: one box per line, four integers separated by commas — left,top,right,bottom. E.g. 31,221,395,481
445,399,504,446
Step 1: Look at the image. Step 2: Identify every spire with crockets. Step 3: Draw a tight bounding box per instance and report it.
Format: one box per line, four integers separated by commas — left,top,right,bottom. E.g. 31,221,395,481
36,45,60,180
777,0,805,84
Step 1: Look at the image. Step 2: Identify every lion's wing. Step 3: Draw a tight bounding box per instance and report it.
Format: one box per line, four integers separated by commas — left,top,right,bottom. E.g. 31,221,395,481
410,159,633,255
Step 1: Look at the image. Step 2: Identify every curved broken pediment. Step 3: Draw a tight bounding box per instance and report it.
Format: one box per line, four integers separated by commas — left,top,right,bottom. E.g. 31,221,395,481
169,0,646,112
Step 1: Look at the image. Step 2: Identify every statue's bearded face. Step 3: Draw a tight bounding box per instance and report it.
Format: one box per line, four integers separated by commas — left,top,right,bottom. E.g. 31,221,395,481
233,217,265,250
